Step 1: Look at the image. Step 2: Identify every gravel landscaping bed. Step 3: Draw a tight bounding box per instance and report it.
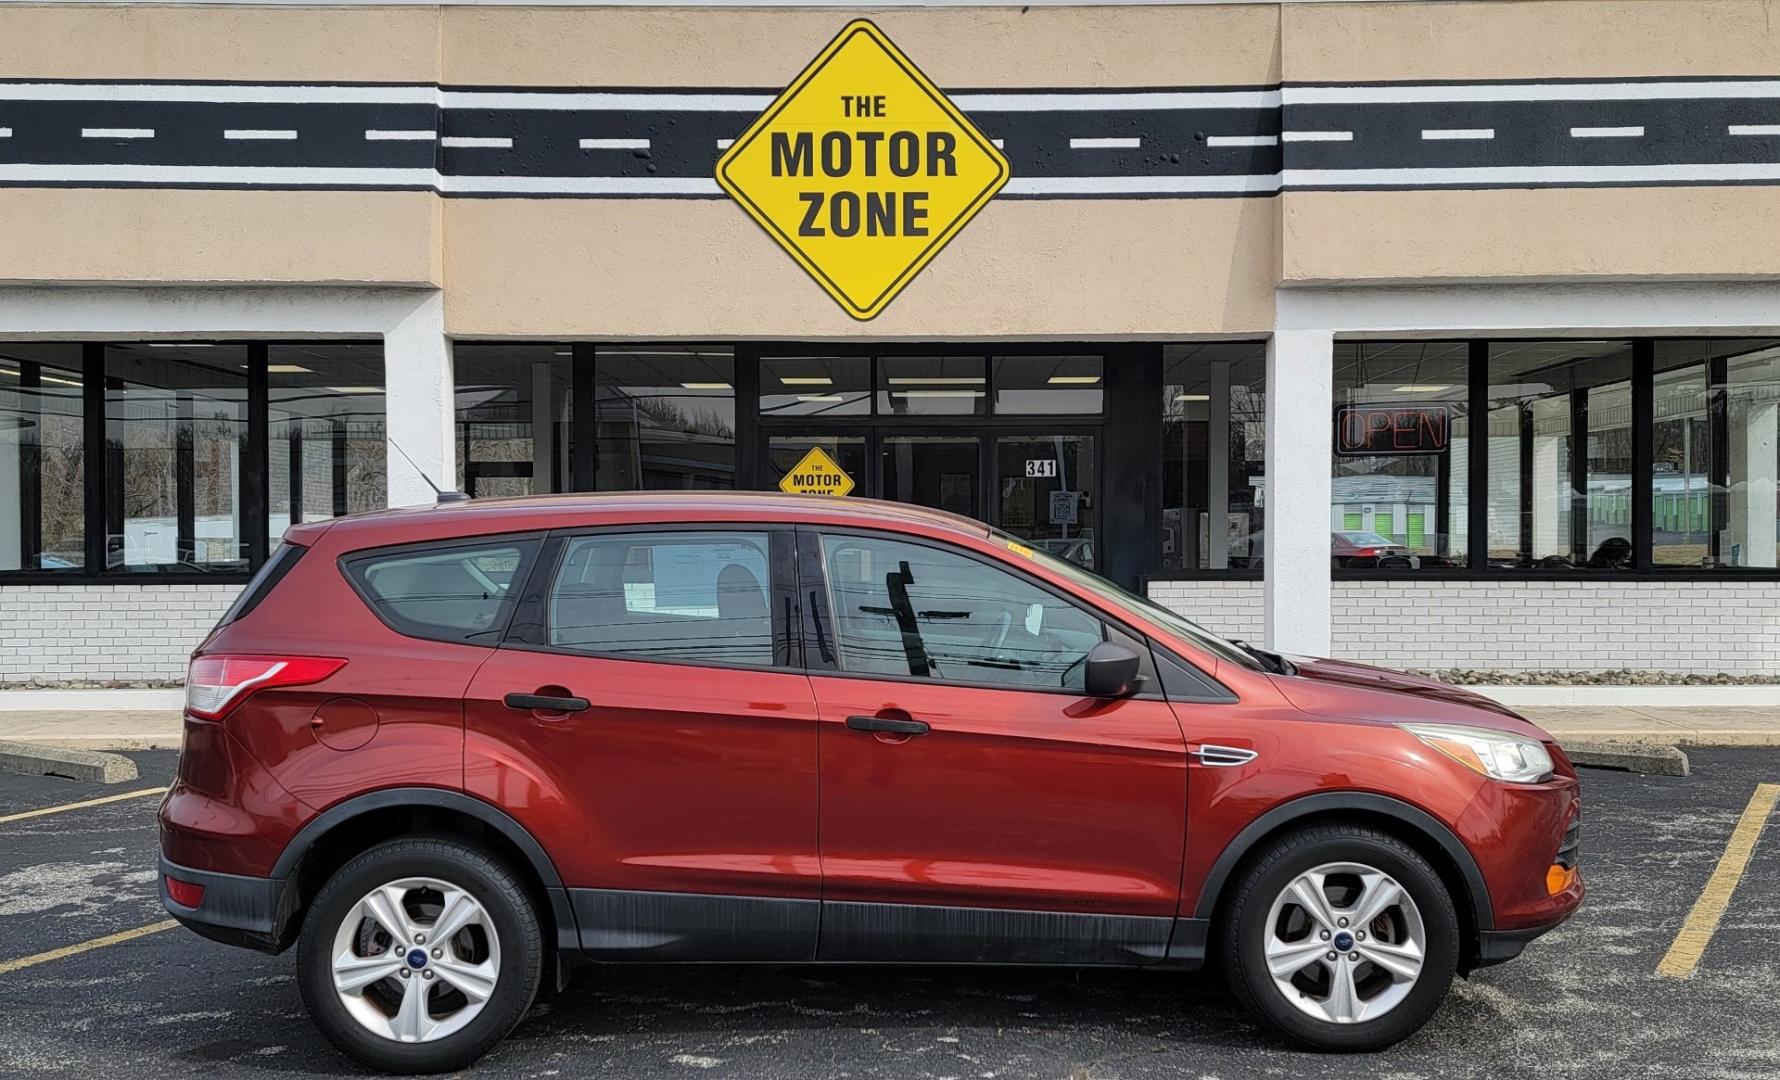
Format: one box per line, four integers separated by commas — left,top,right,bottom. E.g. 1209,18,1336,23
1418,669,1780,686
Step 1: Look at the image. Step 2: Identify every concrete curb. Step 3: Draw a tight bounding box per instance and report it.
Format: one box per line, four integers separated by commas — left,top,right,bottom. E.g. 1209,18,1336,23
1560,739,1690,777
0,740,140,784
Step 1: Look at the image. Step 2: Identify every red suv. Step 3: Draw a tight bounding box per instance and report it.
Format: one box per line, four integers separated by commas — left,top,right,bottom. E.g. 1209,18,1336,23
160,493,1582,1073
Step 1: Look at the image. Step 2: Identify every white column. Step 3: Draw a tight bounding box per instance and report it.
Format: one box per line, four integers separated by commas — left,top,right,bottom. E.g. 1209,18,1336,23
1264,326,1334,656
383,292,453,507
1207,359,1230,570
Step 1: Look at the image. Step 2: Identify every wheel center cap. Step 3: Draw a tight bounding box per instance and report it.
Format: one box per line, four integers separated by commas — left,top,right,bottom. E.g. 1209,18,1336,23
406,948,428,969
1333,931,1354,951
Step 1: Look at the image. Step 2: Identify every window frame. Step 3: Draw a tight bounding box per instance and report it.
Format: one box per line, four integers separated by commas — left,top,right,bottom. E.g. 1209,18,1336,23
1327,336,1780,582
502,523,801,674
339,531,545,646
0,338,382,586
796,525,1169,700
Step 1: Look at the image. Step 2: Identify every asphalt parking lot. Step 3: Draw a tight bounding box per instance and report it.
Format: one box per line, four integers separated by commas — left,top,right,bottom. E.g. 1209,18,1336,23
1,749,1776,1079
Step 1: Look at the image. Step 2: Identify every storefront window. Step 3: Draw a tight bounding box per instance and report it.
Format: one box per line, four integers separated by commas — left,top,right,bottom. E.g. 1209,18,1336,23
1333,343,1469,570
1486,342,1632,569
454,345,572,498
595,346,735,489
1655,339,1780,569
760,355,870,417
877,355,986,416
268,344,386,548
0,345,85,571
104,344,249,573
992,355,1104,415
1162,343,1265,571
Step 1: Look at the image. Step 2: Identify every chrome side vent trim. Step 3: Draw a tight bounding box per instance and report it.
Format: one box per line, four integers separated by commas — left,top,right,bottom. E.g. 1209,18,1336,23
1190,744,1258,767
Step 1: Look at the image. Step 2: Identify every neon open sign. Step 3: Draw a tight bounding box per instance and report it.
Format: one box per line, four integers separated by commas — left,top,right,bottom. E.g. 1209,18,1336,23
1334,404,1451,456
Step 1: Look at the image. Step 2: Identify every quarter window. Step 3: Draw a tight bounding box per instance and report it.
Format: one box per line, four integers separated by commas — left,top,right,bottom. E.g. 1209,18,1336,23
547,531,776,666
818,534,1104,690
345,539,538,644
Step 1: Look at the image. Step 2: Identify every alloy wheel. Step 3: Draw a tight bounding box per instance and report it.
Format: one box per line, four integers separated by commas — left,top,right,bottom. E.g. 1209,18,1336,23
328,876,502,1044
1261,860,1427,1025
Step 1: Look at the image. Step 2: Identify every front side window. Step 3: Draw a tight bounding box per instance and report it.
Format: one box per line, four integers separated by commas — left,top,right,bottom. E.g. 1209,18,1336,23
548,530,776,666
346,539,538,644
818,533,1103,691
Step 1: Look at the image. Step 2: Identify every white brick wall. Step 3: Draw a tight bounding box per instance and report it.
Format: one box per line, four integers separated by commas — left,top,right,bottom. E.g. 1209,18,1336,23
0,584,241,683
1147,579,1780,675
1,577,1774,683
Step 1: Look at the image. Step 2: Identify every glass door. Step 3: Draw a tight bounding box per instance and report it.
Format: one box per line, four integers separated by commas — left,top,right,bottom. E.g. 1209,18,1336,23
994,433,1099,569
879,435,981,518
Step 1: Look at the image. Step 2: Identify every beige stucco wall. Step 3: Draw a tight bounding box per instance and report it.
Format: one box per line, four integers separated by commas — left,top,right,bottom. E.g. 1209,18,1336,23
1281,0,1780,82
443,196,1277,338
1280,186,1780,286
441,4,1280,88
0,190,440,288
0,4,439,83
4,1,1780,325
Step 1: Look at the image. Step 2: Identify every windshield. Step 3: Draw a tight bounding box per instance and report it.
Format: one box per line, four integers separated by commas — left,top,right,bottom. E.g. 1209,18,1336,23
1337,531,1396,547
993,530,1263,671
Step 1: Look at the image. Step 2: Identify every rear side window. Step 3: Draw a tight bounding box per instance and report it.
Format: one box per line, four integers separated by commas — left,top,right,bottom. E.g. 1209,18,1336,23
344,538,540,644
547,530,777,667
213,542,307,630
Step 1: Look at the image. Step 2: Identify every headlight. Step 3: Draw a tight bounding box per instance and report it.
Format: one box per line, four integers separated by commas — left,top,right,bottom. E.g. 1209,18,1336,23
1402,723,1555,783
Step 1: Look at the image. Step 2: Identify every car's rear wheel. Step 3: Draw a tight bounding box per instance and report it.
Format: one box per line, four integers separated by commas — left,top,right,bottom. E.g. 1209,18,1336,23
1219,823,1459,1051
296,837,542,1074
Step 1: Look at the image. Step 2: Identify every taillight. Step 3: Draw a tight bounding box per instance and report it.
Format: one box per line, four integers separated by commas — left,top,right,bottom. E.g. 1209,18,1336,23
185,654,346,720
165,876,206,908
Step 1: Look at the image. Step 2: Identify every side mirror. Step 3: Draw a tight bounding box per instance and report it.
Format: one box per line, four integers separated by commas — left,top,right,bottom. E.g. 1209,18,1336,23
1082,640,1143,699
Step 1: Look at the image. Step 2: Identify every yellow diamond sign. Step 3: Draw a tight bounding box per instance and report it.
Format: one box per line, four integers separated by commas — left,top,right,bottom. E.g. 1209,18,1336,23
778,446,856,497
716,19,1010,320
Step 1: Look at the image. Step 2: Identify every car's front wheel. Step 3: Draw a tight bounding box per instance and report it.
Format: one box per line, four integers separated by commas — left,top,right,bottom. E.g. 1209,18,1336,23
1219,823,1459,1051
295,837,543,1074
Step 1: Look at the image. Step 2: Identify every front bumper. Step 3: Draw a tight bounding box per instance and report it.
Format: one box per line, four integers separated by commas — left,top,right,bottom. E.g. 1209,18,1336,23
159,855,294,954
1473,918,1566,969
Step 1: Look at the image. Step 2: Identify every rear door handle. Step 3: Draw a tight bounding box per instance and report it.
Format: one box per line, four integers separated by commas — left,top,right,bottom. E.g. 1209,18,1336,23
504,692,590,713
846,714,930,736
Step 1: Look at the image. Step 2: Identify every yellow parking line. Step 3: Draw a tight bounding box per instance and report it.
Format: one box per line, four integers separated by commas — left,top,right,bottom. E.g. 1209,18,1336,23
0,919,179,976
1657,782,1780,979
0,786,167,825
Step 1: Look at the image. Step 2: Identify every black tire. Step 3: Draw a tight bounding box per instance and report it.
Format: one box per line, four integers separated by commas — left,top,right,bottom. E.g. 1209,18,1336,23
296,836,543,1074
1218,823,1459,1052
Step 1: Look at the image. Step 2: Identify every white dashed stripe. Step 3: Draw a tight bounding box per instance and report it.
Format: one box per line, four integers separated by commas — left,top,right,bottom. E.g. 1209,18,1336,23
1069,137,1139,150
1570,126,1644,138
579,138,650,150
82,128,153,139
223,129,297,140
1421,128,1495,140
441,136,512,149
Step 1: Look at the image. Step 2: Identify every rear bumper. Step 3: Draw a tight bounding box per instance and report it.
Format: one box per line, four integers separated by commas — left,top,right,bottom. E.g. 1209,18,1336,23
159,855,292,954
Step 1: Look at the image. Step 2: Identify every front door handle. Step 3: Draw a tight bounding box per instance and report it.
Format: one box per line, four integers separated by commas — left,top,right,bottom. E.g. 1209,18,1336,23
505,692,590,713
846,714,930,736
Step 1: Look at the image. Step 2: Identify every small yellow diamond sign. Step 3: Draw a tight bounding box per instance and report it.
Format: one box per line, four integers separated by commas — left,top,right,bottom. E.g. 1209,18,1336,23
716,19,1010,320
779,446,856,497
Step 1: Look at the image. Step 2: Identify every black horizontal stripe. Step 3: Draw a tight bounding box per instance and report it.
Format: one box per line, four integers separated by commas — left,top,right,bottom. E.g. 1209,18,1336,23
0,80,1774,196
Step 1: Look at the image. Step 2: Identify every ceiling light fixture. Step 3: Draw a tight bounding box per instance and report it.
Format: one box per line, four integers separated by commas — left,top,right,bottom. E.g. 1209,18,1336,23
680,382,732,390
1392,384,1451,393
1174,393,1211,402
886,376,985,385
780,377,833,386
1046,376,1102,385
